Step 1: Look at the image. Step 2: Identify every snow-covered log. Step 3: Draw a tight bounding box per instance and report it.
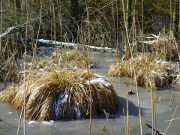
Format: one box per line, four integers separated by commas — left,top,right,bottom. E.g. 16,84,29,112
33,39,118,53
0,15,47,38
0,27,15,38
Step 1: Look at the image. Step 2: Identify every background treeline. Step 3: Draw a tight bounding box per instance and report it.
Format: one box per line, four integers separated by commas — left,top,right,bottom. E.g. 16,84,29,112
0,0,179,83
1,0,179,46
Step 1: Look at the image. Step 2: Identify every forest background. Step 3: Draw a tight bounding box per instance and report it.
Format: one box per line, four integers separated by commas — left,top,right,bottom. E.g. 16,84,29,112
1,0,179,47
0,0,180,83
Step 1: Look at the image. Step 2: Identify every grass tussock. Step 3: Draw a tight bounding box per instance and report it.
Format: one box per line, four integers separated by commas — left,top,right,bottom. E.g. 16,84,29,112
0,69,119,121
108,54,175,90
152,31,178,61
52,49,96,68
29,50,96,72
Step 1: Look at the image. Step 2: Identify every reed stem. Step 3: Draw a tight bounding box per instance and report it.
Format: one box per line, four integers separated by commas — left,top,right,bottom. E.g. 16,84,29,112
87,6,92,135
121,0,143,134
104,109,114,135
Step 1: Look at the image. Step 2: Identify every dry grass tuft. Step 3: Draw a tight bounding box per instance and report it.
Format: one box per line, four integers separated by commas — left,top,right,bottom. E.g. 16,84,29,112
0,69,119,121
52,49,96,69
142,31,179,61
28,50,96,72
155,32,178,61
108,54,176,90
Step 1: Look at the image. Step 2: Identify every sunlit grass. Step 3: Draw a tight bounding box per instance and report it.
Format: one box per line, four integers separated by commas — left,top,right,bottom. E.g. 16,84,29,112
0,68,119,121
108,53,176,90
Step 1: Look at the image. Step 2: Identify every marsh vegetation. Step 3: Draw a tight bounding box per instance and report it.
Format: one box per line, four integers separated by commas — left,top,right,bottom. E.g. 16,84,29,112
0,0,180,135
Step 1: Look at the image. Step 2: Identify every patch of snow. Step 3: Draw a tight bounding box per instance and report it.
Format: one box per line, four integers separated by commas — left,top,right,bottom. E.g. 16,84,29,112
151,70,164,86
70,87,73,92
26,62,32,66
19,71,28,74
28,120,38,125
39,68,44,71
86,78,111,87
139,40,156,45
84,45,112,51
34,39,76,47
72,107,81,118
34,39,118,53
145,36,156,39
42,120,54,125
94,73,104,78
55,94,68,118
156,60,168,65
61,94,68,103
76,102,79,106
166,67,175,72
8,112,12,114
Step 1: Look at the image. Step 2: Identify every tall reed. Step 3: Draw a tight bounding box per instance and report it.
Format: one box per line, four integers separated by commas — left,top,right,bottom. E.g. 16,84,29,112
126,93,130,135
150,73,156,135
121,0,143,134
87,6,92,135
22,0,30,133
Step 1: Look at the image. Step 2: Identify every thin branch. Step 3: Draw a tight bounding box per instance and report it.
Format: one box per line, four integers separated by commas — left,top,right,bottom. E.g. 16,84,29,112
165,117,180,122
82,7,111,28
164,106,178,135
104,109,114,135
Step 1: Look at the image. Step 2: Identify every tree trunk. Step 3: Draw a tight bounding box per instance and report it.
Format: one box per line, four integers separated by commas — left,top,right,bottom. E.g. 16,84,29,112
126,0,132,60
174,0,179,40
16,0,21,9
70,0,79,40
128,0,132,29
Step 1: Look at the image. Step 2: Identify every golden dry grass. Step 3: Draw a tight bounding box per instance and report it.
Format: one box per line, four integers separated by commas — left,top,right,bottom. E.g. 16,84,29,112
152,31,178,61
108,54,175,90
0,69,119,121
29,50,96,72
52,49,96,69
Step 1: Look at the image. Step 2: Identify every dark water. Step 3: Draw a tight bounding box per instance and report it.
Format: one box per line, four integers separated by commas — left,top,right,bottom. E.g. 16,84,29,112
0,51,180,135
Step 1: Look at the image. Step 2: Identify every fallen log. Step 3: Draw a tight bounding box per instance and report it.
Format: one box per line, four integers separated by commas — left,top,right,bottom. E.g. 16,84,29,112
0,14,47,38
33,39,118,53
0,27,16,38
